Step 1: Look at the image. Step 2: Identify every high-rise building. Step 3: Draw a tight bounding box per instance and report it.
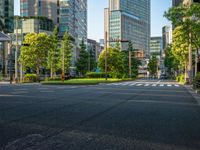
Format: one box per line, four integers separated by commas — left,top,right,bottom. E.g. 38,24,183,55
104,0,151,57
20,0,58,24
20,0,88,64
183,0,200,4
0,0,14,33
150,37,162,59
162,26,172,51
172,0,183,6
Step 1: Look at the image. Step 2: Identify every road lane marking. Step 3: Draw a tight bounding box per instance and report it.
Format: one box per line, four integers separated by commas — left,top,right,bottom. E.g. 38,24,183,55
159,84,164,87
167,85,172,87
144,84,150,86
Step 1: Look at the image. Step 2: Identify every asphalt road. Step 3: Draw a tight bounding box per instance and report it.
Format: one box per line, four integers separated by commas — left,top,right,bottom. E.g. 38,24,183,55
0,79,200,150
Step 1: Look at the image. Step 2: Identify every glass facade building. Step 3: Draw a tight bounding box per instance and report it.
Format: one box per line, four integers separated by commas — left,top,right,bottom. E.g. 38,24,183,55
150,37,162,59
0,0,14,33
105,0,151,57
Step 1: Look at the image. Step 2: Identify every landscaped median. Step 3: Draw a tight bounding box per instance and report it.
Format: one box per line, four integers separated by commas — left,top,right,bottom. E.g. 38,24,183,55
41,78,133,85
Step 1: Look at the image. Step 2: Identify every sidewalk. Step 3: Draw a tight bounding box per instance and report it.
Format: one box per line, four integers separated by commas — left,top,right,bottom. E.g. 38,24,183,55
184,85,200,105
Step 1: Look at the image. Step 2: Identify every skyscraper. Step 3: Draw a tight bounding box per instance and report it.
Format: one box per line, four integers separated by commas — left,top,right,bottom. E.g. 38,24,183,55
162,26,172,51
172,0,183,6
104,0,151,57
0,0,14,33
20,0,58,24
20,0,88,63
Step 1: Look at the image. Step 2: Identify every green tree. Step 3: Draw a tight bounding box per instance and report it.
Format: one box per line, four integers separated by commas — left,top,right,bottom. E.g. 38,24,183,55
164,45,179,77
98,44,124,78
88,48,97,72
148,56,158,77
164,3,200,61
60,32,73,78
47,26,60,79
76,40,89,76
20,33,50,78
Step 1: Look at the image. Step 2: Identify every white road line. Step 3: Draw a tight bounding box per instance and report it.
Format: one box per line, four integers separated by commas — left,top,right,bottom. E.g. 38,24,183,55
136,84,142,86
11,91,29,94
159,84,164,87
175,85,180,87
144,84,150,86
129,83,136,86
167,84,172,87
40,91,54,93
152,84,157,87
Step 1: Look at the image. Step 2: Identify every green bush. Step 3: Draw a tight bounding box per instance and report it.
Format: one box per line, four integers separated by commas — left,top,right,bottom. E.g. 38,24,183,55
24,74,37,82
176,74,185,84
193,72,200,88
86,72,106,78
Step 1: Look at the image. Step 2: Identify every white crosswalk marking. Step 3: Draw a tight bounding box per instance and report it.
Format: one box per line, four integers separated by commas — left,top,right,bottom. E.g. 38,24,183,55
106,82,180,88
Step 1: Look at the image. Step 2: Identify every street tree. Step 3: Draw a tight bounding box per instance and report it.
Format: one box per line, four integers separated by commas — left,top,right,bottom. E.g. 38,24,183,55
60,32,74,79
98,43,124,78
76,40,89,76
164,45,179,77
47,26,60,79
148,56,158,77
19,33,50,78
164,3,200,62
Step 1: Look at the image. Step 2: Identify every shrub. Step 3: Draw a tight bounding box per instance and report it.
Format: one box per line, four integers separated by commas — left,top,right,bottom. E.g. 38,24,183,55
193,72,200,88
24,74,37,82
86,72,106,78
176,74,185,84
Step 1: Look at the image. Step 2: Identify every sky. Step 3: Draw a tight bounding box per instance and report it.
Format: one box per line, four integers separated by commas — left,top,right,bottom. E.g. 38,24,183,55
14,0,172,41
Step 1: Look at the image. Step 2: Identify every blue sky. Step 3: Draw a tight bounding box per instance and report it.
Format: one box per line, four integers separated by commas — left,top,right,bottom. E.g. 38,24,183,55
14,0,171,41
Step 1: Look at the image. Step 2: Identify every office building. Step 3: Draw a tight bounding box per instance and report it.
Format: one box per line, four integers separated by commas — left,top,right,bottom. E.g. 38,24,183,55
150,37,162,59
20,0,88,65
0,0,14,33
104,0,151,57
20,0,58,24
162,26,172,51
172,0,183,6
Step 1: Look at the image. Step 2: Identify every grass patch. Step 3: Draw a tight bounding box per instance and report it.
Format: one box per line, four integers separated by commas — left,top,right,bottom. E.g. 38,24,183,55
41,78,133,85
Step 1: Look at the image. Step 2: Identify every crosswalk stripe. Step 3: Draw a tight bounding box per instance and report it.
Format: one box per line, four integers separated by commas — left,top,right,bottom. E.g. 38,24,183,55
144,84,150,86
167,85,172,87
136,84,142,86
159,84,164,87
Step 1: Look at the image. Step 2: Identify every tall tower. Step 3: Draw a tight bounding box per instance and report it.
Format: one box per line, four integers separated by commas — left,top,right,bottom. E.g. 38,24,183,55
172,0,183,6
20,0,58,25
104,0,151,57
0,0,14,33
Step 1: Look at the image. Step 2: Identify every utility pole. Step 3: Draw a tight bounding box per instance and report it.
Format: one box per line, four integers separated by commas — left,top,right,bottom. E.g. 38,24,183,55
129,49,132,78
8,42,12,84
15,16,19,83
62,43,65,82
105,31,108,80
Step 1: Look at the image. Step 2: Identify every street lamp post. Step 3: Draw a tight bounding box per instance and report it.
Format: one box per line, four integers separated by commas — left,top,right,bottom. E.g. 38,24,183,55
105,32,108,80
15,16,19,83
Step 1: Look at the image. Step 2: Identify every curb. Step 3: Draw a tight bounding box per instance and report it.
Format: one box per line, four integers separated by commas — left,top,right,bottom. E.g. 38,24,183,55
184,85,200,106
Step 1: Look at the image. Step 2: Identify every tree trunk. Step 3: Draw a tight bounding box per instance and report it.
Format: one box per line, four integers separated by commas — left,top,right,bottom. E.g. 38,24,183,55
36,67,40,82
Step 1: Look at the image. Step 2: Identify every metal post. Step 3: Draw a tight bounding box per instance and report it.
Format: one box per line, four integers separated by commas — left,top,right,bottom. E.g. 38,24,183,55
62,43,65,82
129,49,132,78
8,42,12,84
15,16,19,83
20,18,23,83
105,31,108,80
188,32,192,84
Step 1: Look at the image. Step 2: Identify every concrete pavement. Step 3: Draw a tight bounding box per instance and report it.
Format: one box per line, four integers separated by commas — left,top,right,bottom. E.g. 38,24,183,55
0,79,200,150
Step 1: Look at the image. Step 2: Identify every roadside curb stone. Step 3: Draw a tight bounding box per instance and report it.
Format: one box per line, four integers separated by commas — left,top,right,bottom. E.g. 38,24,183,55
184,85,200,105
